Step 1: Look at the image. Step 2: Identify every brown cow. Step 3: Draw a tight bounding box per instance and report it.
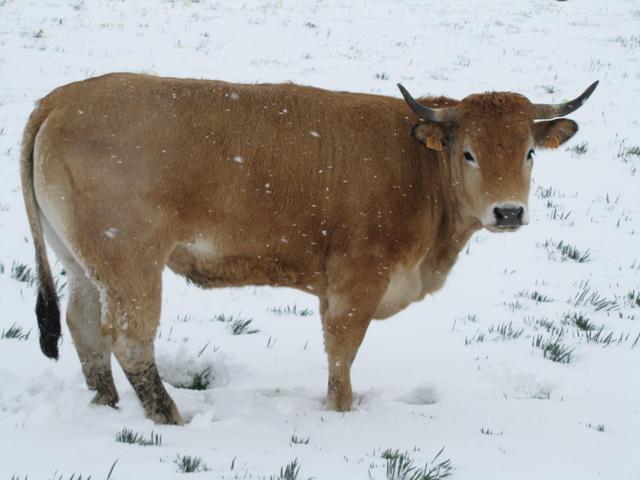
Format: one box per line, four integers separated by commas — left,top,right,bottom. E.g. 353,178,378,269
21,73,597,424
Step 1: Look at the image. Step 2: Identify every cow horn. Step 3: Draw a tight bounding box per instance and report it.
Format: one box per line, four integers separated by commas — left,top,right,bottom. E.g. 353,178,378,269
397,84,458,123
533,81,599,120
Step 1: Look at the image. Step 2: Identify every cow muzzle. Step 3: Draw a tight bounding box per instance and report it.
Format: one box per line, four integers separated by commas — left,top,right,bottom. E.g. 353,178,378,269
485,203,528,232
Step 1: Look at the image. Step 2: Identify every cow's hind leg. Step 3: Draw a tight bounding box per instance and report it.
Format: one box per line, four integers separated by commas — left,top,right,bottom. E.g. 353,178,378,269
42,222,119,406
66,270,119,406
321,255,388,412
101,268,183,425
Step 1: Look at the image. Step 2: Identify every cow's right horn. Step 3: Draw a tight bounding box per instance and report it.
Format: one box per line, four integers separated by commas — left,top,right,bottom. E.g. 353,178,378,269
397,84,458,123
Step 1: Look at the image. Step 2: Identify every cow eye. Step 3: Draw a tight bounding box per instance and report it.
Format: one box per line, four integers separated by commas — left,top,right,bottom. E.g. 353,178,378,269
463,151,476,163
527,149,535,161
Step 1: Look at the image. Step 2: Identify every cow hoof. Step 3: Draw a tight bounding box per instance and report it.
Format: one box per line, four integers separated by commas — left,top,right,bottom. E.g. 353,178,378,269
326,394,352,412
91,390,119,408
149,408,185,426
86,367,119,407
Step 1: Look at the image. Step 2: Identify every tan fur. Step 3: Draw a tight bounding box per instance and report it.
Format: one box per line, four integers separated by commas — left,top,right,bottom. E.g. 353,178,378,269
22,73,584,423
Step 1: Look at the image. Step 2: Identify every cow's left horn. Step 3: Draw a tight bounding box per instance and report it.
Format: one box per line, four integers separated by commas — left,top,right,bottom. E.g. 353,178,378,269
397,84,458,123
533,81,599,120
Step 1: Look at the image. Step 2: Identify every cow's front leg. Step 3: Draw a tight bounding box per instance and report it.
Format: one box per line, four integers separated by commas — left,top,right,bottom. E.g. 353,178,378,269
321,257,388,412
321,304,370,412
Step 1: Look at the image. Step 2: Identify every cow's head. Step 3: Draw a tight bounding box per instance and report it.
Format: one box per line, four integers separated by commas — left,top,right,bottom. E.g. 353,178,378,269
398,82,598,232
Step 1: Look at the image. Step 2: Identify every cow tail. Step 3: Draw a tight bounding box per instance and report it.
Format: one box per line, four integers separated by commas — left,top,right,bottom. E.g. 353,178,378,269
20,102,61,360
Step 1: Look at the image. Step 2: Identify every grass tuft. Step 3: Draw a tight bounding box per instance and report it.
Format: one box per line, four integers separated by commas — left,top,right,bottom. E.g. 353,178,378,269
228,318,259,335
586,423,605,432
535,186,557,199
290,435,310,445
617,140,640,175
176,366,213,390
11,262,37,286
505,300,524,312
542,240,590,263
526,316,565,337
530,291,553,303
1,323,31,340
546,205,572,222
175,455,210,473
488,321,524,340
518,289,554,303
568,285,619,312
533,335,574,363
464,330,485,345
16,473,92,480
115,428,162,446
214,313,259,335
543,339,574,363
625,290,640,308
577,325,624,347
564,312,595,331
568,141,589,155
269,304,314,316
269,459,309,480
382,447,453,480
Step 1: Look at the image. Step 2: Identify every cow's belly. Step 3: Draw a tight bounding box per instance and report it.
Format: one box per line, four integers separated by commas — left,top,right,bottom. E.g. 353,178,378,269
167,240,301,288
374,261,425,319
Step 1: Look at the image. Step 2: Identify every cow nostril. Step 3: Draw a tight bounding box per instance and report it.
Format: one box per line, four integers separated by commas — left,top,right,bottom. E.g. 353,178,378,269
493,205,525,227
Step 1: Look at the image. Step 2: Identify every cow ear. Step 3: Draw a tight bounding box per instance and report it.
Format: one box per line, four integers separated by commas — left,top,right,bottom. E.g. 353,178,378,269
533,119,578,149
411,123,449,152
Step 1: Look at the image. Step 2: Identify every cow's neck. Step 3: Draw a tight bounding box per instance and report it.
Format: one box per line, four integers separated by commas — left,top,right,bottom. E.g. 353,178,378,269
416,148,480,296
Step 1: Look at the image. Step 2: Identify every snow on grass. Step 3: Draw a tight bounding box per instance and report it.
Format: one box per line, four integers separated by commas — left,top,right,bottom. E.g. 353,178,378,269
1,0,639,479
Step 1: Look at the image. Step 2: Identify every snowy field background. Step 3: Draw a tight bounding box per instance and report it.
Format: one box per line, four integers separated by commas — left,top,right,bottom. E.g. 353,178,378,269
1,0,639,478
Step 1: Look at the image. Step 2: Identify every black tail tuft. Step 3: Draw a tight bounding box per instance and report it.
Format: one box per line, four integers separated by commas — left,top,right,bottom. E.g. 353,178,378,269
36,290,61,360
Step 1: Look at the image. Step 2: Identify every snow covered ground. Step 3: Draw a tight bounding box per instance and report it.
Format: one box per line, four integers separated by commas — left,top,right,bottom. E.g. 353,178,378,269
1,0,639,478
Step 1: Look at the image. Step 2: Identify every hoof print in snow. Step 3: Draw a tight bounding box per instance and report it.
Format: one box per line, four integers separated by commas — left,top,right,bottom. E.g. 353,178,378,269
400,386,438,406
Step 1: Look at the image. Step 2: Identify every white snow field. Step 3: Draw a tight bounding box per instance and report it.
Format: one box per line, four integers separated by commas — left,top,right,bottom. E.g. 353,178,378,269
1,0,639,478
